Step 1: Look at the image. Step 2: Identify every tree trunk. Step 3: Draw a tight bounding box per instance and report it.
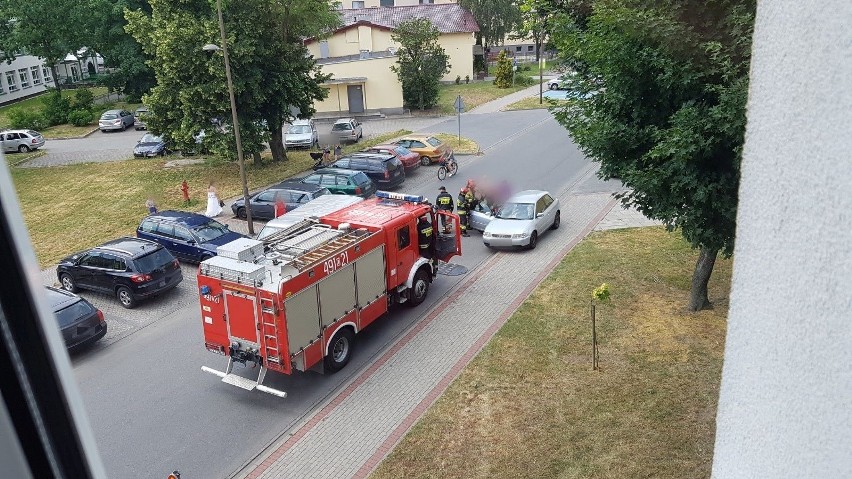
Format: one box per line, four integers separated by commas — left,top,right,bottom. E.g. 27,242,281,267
688,247,718,312
50,64,62,95
268,122,286,162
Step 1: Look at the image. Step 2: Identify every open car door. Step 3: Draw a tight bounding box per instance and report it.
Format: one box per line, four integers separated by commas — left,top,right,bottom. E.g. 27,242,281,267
434,210,462,262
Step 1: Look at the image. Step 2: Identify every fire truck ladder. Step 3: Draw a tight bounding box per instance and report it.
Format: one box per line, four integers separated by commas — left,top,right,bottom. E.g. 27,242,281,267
201,297,288,398
293,229,367,270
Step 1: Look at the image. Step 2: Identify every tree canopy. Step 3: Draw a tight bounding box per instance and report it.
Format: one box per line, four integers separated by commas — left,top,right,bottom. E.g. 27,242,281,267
0,0,87,94
390,18,450,111
549,0,756,310
126,0,338,162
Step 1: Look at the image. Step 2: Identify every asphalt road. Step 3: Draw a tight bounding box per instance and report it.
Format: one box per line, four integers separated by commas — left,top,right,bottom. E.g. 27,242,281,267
70,109,601,478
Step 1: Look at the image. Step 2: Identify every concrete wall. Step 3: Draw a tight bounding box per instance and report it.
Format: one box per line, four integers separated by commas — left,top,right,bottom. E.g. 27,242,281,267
0,56,55,106
313,56,403,114
711,1,852,477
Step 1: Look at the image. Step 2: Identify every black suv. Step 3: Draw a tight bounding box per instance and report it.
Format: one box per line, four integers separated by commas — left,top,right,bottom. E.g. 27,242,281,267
57,237,183,309
328,153,405,189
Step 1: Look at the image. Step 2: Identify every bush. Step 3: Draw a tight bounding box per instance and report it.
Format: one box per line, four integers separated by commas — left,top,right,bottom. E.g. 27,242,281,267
67,109,95,127
493,50,513,88
71,88,95,112
41,91,72,126
455,75,461,85
8,109,49,131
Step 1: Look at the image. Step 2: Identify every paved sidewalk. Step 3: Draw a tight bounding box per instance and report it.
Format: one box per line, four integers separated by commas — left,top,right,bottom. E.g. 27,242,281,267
467,79,554,115
232,186,650,479
595,202,663,231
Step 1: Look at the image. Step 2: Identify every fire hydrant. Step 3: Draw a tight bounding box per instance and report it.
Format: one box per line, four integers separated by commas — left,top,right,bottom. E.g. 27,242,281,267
180,180,190,205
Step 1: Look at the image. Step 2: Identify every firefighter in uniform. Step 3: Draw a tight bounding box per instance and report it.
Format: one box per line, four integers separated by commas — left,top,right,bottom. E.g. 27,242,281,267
457,188,470,236
435,186,454,232
417,215,434,260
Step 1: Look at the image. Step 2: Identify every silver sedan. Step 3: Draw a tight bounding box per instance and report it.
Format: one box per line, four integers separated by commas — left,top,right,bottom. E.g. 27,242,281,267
477,190,561,250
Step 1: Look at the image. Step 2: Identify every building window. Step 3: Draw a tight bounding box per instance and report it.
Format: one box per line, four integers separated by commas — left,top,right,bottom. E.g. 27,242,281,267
528,45,534,51
380,0,394,6
352,0,364,7
419,0,434,4
42,67,52,82
30,66,41,85
18,68,30,88
6,70,18,91
515,46,522,52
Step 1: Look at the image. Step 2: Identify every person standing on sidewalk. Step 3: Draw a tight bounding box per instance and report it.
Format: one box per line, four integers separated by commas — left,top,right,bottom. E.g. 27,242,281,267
334,144,342,161
435,186,454,233
145,198,158,215
205,182,223,217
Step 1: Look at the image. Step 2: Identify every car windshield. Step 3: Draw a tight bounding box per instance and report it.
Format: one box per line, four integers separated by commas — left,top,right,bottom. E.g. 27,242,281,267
287,125,311,134
426,137,442,147
314,188,330,197
27,130,41,137
257,225,283,240
353,172,370,184
134,248,174,273
332,123,352,131
140,134,162,143
191,219,230,243
101,113,118,120
55,300,95,329
496,202,535,220
395,146,412,155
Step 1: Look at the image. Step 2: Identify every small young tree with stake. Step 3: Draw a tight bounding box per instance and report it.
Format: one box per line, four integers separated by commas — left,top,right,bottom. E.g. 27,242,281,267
591,283,610,370
390,19,450,111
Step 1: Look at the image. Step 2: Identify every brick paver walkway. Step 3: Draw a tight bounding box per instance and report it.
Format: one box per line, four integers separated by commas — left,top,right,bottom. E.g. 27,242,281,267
234,185,630,479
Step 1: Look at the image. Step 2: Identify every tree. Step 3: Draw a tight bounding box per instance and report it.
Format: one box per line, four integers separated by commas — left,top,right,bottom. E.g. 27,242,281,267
126,0,336,162
86,0,156,102
458,0,520,71
493,50,513,88
513,0,550,61
550,0,756,311
0,0,86,95
390,19,450,111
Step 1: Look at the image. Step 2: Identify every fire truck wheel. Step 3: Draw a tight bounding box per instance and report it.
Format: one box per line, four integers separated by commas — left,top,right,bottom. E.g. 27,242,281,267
408,268,430,307
325,328,355,373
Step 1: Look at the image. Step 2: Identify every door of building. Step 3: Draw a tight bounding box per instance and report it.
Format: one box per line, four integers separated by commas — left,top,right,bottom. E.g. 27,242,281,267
347,85,365,113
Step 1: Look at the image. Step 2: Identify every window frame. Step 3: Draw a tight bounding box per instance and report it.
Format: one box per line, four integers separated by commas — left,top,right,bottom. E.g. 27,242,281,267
397,225,411,250
18,68,30,89
31,66,41,85
6,70,18,91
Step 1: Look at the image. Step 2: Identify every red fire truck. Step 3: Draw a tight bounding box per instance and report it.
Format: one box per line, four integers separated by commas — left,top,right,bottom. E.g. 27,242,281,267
197,191,461,397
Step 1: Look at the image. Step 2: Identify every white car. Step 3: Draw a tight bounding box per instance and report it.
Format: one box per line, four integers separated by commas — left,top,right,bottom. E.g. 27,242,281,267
0,129,45,153
332,118,363,144
285,119,318,149
477,190,561,250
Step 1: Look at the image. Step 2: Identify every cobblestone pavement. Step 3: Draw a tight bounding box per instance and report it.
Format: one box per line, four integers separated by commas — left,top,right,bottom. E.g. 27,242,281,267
237,185,624,479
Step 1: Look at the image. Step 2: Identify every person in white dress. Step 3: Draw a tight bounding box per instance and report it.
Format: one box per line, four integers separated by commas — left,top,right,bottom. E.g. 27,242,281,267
205,182,223,217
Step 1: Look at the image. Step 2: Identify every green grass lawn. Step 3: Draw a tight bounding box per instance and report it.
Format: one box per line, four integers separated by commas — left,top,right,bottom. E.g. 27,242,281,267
372,227,729,479
432,82,529,115
10,130,410,267
502,96,568,111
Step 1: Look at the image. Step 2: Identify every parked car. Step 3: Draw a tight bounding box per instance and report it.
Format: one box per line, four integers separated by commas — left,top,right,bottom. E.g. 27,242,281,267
230,182,330,220
45,286,107,350
256,194,364,240
99,109,135,132
57,237,183,309
285,119,318,149
137,211,246,262
328,153,405,189
547,71,577,90
300,168,376,198
480,190,561,250
362,144,420,172
134,107,149,130
393,135,453,166
0,129,45,153
331,118,363,143
133,133,168,157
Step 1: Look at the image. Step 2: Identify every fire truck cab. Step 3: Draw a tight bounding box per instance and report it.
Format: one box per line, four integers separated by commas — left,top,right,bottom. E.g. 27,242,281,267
197,191,461,398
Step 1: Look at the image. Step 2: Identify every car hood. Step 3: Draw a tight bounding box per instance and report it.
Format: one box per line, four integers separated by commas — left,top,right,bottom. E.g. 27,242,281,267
200,231,246,250
483,218,534,235
286,133,313,141
135,143,163,151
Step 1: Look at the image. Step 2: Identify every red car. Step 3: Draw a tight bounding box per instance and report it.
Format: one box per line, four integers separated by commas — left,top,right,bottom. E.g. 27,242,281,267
362,144,420,172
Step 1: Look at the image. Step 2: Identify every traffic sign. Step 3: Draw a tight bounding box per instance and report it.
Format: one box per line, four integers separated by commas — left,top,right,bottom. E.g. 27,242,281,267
454,95,465,113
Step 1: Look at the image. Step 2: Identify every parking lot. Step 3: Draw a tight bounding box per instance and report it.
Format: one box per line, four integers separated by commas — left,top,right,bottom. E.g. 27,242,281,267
20,116,449,168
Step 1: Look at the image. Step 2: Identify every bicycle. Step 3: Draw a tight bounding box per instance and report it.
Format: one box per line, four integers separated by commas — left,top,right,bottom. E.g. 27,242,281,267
436,156,458,180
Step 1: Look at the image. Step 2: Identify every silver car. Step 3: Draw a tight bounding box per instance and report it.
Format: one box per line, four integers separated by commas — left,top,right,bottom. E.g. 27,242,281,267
285,120,318,149
331,118,363,144
99,109,135,132
0,129,45,153
134,107,149,130
479,190,561,250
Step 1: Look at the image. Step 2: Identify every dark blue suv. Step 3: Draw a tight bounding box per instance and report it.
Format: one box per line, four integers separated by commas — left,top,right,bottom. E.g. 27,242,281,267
137,211,246,263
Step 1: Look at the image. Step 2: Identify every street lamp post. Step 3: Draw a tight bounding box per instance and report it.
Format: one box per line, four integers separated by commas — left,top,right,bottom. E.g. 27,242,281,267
203,0,253,235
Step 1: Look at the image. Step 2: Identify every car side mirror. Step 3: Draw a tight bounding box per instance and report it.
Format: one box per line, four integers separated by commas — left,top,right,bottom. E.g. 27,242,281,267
536,213,544,218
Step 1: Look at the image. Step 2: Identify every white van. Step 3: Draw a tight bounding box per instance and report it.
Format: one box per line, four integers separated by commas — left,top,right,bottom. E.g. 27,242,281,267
256,194,364,240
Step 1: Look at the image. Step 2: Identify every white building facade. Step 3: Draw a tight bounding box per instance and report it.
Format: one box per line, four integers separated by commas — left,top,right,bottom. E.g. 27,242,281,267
0,55,56,105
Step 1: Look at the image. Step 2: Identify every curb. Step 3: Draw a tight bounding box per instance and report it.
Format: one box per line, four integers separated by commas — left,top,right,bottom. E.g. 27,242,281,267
43,126,100,141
